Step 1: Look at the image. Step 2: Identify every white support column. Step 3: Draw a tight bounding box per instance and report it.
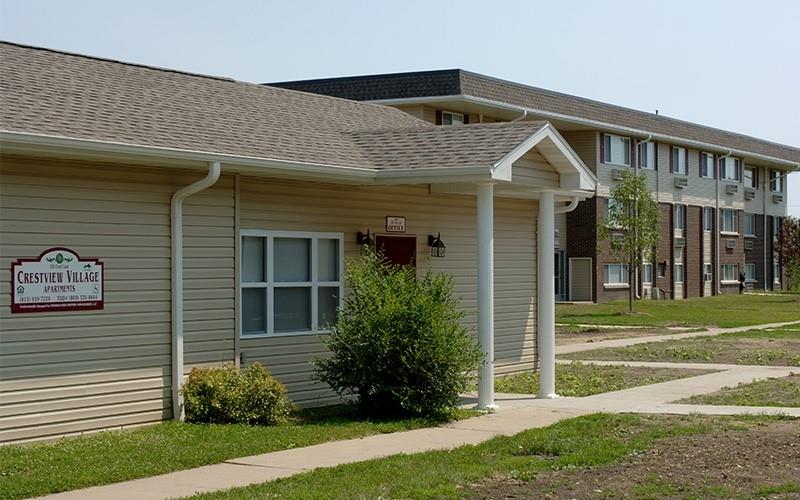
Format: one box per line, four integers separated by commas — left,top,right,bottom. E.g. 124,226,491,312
476,182,497,410
537,190,557,399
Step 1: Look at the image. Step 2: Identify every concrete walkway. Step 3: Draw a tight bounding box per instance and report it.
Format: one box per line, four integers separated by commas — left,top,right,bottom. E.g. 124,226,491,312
39,320,800,500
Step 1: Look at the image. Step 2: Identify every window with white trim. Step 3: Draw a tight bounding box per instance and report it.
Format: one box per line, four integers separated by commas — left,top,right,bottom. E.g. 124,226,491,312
773,261,781,283
638,142,655,170
743,167,757,189
721,209,738,234
674,204,686,231
703,207,713,232
674,263,684,283
603,134,631,166
770,170,783,193
441,111,464,126
721,263,739,283
672,147,687,175
700,152,715,178
240,231,343,337
703,263,713,282
604,263,629,285
720,157,741,181
642,263,653,284
744,213,756,237
744,263,756,283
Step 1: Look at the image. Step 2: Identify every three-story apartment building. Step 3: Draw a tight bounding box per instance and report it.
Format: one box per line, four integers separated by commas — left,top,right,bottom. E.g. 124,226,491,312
272,70,798,302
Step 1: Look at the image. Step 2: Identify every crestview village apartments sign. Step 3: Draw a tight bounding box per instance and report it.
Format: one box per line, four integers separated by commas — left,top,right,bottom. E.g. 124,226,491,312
11,247,104,313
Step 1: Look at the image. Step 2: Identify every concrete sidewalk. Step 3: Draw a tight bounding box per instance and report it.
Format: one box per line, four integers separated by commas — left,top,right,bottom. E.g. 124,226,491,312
556,319,800,355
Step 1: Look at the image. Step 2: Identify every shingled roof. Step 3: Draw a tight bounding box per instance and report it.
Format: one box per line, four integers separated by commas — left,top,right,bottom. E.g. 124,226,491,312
269,69,800,166
0,43,554,174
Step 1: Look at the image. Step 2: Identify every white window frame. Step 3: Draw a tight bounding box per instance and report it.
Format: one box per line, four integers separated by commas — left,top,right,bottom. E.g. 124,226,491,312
603,134,631,167
703,263,713,282
441,110,464,126
638,141,655,170
773,261,781,284
674,263,684,283
770,170,783,193
721,263,739,284
720,157,741,181
674,204,686,231
604,263,629,287
721,209,738,235
744,263,756,283
700,152,715,178
672,146,687,175
743,167,757,189
240,230,344,338
744,213,756,238
703,207,713,232
642,263,653,284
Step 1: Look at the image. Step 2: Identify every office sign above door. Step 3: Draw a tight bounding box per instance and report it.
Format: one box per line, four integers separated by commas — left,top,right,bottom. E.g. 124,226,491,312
385,216,406,233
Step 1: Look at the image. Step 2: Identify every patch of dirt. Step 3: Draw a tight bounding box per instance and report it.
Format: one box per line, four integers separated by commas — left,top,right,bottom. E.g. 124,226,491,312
468,420,800,499
555,327,687,346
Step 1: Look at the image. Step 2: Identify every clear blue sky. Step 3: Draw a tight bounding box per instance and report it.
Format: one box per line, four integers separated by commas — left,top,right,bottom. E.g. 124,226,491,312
2,0,798,215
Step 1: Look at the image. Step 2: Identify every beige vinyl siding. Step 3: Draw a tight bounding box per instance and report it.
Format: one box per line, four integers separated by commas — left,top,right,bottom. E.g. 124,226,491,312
239,179,538,406
561,131,598,173
394,104,426,122
508,150,560,189
743,164,765,215
0,156,234,443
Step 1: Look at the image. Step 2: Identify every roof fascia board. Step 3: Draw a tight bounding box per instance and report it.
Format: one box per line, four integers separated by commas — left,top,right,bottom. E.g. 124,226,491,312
369,95,799,168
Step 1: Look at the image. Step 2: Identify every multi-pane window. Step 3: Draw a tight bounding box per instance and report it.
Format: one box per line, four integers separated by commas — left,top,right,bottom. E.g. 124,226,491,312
674,204,686,231
658,262,667,278
743,167,757,189
744,213,756,237
744,263,756,283
721,263,739,282
672,147,687,174
642,263,653,284
604,263,629,285
720,157,741,181
773,261,781,283
703,207,713,232
703,263,713,282
700,152,715,178
240,231,343,337
721,209,738,233
638,142,655,170
603,134,631,166
770,170,783,192
773,216,781,241
674,263,684,283
441,111,464,126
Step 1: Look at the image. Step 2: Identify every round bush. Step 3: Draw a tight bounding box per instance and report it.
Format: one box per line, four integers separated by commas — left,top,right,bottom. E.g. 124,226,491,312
314,252,482,417
182,363,295,425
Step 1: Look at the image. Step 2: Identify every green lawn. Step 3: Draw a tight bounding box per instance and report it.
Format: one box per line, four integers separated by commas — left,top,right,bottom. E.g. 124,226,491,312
191,414,794,500
557,293,800,328
0,405,474,500
678,374,800,408
495,362,712,397
560,327,800,366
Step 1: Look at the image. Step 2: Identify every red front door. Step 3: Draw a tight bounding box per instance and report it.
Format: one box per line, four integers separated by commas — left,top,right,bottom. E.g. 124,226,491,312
375,235,417,268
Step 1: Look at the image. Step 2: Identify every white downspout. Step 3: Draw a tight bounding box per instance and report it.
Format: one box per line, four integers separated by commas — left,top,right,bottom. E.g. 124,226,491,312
632,135,651,300
171,161,221,420
716,150,732,295
511,109,528,122
763,167,769,291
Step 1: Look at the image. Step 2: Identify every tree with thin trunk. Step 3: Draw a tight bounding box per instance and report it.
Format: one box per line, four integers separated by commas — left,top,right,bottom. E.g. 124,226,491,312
598,170,662,312
778,216,800,291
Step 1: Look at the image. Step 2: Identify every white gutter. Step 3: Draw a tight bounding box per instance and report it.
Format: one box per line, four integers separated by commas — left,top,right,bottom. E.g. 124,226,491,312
716,150,732,295
171,161,221,420
369,95,799,169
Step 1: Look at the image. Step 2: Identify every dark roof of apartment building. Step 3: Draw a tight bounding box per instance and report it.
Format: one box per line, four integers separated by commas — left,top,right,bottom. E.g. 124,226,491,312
0,43,550,171
269,69,800,165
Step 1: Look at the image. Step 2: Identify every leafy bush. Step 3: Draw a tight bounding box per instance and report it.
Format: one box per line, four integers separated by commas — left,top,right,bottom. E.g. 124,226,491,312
182,363,295,425
314,252,482,417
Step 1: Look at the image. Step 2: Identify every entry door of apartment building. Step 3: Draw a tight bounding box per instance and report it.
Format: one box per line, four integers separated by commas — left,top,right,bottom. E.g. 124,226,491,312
569,257,592,301
376,235,417,268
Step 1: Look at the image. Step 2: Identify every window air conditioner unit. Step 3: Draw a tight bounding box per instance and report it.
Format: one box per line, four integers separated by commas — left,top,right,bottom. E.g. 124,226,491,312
726,239,736,249
611,233,625,245
726,184,739,195
744,240,754,250
675,237,686,247
773,194,784,203
744,189,756,200
612,168,624,181
674,177,688,188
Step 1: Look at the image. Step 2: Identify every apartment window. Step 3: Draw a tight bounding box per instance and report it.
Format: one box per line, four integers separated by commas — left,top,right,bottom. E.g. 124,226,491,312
241,231,343,337
703,263,713,282
604,263,629,286
773,216,782,241
440,111,464,126
638,142,655,170
603,134,631,166
642,263,653,284
770,170,783,192
744,263,756,283
703,207,713,232
743,167,757,189
674,263,684,283
605,197,624,228
773,261,781,283
700,152,715,178
720,157,741,181
721,209,738,234
674,204,686,231
672,147,687,175
744,213,756,237
721,263,739,283
657,262,667,278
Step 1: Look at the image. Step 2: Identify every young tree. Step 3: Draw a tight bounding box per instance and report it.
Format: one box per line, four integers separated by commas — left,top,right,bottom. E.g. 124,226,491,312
778,216,800,291
598,170,662,312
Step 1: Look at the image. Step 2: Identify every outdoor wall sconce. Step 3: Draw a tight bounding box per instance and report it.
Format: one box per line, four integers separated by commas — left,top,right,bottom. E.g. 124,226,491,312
427,233,446,258
356,229,374,254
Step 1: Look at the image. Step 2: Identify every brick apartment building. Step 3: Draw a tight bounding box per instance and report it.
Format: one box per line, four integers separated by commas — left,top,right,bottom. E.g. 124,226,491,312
272,70,798,302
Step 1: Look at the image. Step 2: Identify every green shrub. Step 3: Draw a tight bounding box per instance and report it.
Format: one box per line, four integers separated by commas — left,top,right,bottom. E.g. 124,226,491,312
182,363,295,425
314,252,482,417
